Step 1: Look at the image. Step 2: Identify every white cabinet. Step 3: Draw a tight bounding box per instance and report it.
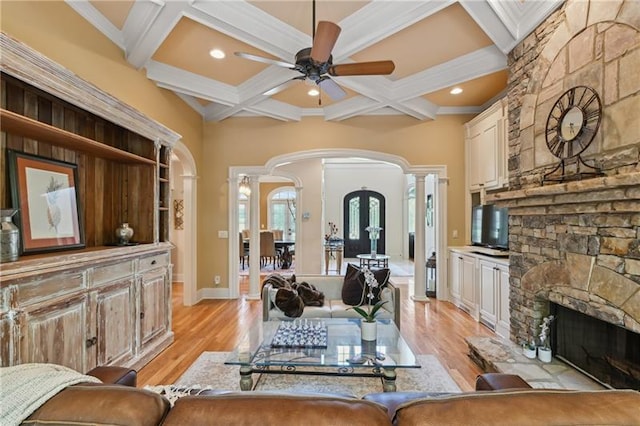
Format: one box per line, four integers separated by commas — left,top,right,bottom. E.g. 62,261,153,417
448,247,510,337
496,263,511,338
465,98,508,192
448,249,478,319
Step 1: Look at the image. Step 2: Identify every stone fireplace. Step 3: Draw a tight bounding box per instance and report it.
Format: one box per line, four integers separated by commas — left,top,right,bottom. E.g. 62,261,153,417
483,0,640,388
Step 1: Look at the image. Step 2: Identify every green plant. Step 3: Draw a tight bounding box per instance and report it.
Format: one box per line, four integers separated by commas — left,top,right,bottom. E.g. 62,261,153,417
351,268,387,322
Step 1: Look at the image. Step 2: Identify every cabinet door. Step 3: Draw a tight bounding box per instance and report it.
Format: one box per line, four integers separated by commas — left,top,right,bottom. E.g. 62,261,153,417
139,269,169,349
467,133,483,190
95,279,136,366
496,264,511,338
448,252,461,301
479,124,499,188
478,260,497,328
20,294,90,372
460,254,476,315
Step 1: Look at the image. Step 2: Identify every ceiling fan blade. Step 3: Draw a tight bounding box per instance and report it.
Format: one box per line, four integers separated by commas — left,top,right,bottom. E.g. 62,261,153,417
329,61,395,76
310,21,341,63
234,52,295,69
317,77,347,101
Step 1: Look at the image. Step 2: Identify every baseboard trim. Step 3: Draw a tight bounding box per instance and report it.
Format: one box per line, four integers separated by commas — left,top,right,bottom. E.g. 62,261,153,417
197,287,233,300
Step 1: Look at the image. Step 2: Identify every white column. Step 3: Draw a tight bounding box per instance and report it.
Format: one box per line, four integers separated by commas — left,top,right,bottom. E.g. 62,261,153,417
182,173,198,306
412,173,428,302
247,176,261,300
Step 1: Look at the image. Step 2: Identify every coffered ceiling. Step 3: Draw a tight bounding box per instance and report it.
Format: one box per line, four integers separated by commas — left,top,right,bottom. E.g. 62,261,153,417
68,0,562,122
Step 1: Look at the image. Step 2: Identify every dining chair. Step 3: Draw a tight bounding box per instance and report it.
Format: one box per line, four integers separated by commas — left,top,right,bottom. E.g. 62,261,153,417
260,230,279,269
271,229,284,240
239,232,249,269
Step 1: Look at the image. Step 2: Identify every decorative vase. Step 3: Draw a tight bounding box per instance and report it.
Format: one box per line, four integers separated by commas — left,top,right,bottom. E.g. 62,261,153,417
361,320,377,341
0,209,19,263
370,238,377,258
523,346,537,359
538,347,552,363
115,222,134,245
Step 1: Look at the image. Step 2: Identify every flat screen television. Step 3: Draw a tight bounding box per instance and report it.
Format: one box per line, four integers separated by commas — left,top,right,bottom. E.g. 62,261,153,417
471,204,508,250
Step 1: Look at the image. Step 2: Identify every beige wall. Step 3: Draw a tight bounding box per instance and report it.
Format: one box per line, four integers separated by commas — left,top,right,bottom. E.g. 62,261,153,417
203,115,471,290
2,1,472,293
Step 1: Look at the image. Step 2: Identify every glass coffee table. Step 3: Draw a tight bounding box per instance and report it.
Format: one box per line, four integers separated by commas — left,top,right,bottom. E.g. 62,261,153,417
225,318,420,392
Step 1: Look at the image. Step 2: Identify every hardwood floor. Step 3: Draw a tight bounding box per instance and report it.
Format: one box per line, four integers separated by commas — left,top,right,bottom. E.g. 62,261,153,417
138,276,496,392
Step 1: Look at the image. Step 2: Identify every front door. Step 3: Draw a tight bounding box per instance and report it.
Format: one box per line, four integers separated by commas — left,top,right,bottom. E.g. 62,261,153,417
343,190,385,258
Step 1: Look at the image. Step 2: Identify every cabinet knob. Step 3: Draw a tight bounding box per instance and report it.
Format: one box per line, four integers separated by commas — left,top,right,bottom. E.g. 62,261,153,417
85,337,97,348
140,312,145,319
151,260,157,265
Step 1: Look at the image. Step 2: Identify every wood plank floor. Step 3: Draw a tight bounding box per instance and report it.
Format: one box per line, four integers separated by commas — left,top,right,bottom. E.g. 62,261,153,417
137,276,496,392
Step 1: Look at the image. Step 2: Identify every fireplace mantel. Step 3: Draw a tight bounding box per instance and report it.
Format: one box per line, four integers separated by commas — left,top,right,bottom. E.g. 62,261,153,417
486,172,640,211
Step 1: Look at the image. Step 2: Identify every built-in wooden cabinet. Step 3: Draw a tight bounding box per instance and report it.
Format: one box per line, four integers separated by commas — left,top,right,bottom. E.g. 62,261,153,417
0,34,179,371
448,247,510,337
465,98,508,192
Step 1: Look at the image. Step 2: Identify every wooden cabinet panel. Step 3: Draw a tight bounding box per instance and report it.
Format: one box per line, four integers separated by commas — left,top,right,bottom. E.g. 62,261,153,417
15,270,84,307
496,264,511,338
479,259,498,328
95,279,136,367
91,260,135,288
21,294,89,372
140,270,168,348
460,254,476,318
139,252,169,272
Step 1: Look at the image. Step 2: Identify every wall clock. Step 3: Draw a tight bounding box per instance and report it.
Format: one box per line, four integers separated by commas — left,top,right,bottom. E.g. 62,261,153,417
545,85,602,159
543,86,603,183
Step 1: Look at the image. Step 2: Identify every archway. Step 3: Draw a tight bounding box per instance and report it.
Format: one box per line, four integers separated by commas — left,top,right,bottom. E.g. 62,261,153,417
228,148,449,302
171,141,198,306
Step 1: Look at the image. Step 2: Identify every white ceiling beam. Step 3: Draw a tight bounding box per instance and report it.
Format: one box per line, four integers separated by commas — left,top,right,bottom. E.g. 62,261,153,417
64,0,125,49
125,1,187,69
245,99,302,122
175,93,206,116
122,0,165,56
392,46,506,101
146,60,238,105
458,0,516,54
189,0,309,62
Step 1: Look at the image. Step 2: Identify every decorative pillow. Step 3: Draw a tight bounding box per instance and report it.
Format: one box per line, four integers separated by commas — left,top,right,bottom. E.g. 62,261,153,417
274,287,304,318
341,263,390,306
293,282,325,307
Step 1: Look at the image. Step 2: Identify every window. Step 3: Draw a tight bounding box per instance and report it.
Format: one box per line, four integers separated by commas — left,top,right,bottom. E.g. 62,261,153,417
238,193,249,233
269,187,296,240
407,186,415,233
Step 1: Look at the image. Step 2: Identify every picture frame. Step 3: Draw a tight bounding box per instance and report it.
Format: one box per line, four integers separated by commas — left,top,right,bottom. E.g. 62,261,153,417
8,150,84,254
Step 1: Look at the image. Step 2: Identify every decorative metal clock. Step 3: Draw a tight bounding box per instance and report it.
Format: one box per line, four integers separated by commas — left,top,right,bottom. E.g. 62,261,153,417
543,85,603,183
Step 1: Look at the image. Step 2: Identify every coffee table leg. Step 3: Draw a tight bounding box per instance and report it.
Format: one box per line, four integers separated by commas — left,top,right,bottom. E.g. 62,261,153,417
382,367,397,392
239,365,253,391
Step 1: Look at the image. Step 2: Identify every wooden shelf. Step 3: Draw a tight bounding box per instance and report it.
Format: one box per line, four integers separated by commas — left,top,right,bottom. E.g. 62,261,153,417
159,207,169,212
159,177,169,183
1,108,156,165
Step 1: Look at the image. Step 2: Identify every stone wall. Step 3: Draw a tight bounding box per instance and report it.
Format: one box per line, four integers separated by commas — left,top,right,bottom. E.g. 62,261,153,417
489,0,640,345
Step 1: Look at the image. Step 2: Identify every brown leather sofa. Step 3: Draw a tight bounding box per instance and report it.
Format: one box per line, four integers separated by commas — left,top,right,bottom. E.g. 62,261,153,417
21,368,640,426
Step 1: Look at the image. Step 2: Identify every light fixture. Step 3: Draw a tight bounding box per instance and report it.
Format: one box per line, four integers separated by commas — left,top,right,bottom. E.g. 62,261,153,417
209,49,225,59
239,176,251,196
450,87,463,95
308,88,319,96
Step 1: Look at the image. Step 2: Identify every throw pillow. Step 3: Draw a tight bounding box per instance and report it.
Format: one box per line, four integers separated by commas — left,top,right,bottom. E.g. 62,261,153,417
341,263,391,306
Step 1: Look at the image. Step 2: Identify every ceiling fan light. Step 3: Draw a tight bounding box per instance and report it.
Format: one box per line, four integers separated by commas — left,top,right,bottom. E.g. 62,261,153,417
209,49,226,59
450,87,463,95
308,89,319,96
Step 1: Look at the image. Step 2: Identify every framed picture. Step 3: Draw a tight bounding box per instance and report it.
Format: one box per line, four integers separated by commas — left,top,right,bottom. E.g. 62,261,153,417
8,150,84,254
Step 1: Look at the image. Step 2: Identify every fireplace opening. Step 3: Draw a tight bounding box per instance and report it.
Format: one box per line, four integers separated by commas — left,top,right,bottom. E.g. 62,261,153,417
552,303,640,390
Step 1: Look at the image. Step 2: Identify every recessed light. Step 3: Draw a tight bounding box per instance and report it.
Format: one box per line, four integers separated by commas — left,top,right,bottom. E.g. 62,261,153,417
450,87,463,95
308,89,319,96
209,49,225,59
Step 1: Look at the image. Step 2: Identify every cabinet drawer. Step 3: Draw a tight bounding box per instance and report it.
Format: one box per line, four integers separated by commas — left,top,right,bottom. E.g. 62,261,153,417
14,270,85,307
91,261,135,287
139,253,169,272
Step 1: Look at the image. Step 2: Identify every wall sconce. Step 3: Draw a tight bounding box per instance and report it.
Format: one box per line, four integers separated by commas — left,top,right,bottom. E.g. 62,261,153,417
239,176,251,196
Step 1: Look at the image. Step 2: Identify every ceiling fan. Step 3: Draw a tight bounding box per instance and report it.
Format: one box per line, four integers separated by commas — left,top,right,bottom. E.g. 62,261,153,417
234,1,395,101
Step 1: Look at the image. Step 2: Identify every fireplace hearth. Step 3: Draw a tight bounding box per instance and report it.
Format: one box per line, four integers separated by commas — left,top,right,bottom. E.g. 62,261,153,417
553,303,640,390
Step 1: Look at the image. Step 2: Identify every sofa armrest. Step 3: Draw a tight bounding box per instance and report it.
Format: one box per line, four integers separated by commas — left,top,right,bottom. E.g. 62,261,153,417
475,373,531,391
86,366,137,387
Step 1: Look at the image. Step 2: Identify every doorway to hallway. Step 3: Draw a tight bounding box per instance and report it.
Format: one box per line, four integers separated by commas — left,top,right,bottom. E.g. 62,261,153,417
343,190,385,258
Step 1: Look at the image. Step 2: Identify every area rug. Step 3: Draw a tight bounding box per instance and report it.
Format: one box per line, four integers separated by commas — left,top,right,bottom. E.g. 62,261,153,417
173,352,460,397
